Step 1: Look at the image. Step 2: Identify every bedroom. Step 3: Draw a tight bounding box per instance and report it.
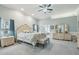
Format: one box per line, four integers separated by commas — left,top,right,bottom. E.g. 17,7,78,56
0,4,79,55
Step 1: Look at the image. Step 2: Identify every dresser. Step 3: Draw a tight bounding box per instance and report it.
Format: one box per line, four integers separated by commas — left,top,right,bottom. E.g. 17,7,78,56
53,33,59,39
53,33,72,41
64,33,71,41
58,33,64,40
0,36,15,47
77,33,79,48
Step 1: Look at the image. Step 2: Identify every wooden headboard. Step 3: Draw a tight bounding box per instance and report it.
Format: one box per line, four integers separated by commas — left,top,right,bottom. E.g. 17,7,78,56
16,24,32,33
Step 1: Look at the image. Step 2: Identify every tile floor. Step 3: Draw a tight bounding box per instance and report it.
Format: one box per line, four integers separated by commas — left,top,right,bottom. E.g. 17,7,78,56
0,39,79,55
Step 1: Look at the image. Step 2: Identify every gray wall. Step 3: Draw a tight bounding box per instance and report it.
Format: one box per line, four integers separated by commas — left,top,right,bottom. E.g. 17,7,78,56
77,9,79,32
38,16,77,32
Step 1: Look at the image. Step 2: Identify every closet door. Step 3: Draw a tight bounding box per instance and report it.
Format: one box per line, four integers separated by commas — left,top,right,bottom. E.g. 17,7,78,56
10,19,15,36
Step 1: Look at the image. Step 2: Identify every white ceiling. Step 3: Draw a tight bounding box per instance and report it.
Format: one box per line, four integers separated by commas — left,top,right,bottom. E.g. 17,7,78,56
1,4,79,20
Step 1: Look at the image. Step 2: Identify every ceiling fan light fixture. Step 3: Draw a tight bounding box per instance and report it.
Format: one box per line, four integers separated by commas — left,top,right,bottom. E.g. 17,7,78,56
21,8,24,11
32,14,34,16
38,4,53,14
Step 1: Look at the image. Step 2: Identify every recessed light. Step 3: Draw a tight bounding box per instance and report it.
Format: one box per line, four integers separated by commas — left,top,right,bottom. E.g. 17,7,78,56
32,14,34,16
21,8,24,11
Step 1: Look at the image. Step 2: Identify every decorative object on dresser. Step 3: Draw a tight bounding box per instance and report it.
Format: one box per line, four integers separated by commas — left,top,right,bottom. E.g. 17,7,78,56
64,24,69,33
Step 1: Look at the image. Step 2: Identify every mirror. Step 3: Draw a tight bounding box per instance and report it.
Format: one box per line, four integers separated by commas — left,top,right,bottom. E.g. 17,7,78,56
54,24,68,33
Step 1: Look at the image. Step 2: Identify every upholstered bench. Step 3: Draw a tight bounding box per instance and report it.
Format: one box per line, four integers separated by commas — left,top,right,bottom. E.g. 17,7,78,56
36,38,49,48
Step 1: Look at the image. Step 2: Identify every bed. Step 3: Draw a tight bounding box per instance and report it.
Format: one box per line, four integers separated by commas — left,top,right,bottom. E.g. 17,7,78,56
16,24,48,47
16,24,36,45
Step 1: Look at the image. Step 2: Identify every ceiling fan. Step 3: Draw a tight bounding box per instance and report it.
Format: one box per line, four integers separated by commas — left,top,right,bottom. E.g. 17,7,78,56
38,4,53,13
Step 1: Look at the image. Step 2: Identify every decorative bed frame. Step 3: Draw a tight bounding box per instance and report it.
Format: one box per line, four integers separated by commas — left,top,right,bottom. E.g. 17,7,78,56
16,24,32,33
16,24,33,45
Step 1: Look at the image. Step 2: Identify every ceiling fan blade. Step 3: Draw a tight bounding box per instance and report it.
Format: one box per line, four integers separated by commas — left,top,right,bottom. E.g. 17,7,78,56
38,9,43,12
39,6,44,8
48,4,51,7
43,4,47,7
47,9,53,11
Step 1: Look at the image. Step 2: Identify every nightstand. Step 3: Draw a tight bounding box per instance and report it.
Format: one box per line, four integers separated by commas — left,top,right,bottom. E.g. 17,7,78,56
0,36,15,47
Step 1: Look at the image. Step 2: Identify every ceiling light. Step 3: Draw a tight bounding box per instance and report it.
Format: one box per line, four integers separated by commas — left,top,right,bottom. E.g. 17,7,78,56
32,14,34,16
21,8,24,11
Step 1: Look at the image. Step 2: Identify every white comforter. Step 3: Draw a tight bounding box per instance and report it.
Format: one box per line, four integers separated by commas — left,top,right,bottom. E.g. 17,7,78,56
17,32,50,46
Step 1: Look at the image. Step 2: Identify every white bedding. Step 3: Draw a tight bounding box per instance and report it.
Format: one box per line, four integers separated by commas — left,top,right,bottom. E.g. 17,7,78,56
17,32,50,46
